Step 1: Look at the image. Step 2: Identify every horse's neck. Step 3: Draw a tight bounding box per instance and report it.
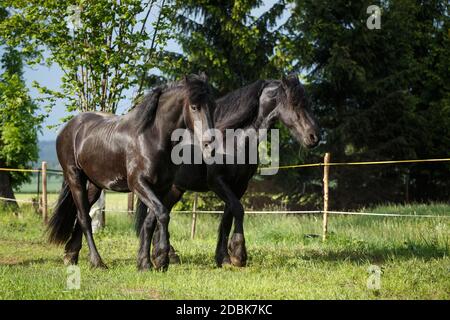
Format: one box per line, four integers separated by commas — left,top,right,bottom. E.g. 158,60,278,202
152,94,185,141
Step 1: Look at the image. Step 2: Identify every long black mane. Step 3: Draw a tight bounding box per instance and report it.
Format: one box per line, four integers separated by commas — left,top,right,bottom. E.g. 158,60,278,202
214,79,267,130
134,74,211,132
134,87,164,132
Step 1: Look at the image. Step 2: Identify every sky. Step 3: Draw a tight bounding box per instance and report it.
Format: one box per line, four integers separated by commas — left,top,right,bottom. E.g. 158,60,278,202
21,0,284,141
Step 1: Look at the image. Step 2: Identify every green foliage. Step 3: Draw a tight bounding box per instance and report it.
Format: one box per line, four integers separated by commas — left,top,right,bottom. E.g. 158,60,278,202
275,0,450,208
0,73,41,187
0,74,41,182
0,18,42,189
149,0,450,209
0,0,172,114
2,0,449,209
158,0,286,94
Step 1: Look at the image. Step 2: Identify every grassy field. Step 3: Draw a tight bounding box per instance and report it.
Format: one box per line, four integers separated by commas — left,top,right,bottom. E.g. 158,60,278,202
0,202,449,299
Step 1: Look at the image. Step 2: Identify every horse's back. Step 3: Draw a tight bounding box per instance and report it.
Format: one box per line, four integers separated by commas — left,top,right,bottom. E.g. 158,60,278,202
56,112,131,190
56,112,120,165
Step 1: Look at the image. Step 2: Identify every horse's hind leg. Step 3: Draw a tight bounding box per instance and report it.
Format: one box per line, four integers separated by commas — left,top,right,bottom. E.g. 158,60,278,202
66,168,107,269
64,183,102,265
63,222,82,265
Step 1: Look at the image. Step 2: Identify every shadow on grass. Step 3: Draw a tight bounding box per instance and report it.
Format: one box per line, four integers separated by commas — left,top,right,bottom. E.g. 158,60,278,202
0,257,63,266
108,253,215,269
2,239,446,270
298,243,449,264
163,242,449,268
108,258,136,268
122,243,448,270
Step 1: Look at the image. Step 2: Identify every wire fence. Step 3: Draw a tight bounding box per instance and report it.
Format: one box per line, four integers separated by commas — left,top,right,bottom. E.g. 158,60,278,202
1,156,450,239
259,157,450,172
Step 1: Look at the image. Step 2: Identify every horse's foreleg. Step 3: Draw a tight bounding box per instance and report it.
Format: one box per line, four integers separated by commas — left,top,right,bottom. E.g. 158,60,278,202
63,182,102,265
136,208,156,270
152,185,184,264
210,177,247,267
215,204,233,267
134,180,170,271
66,168,107,269
228,186,248,268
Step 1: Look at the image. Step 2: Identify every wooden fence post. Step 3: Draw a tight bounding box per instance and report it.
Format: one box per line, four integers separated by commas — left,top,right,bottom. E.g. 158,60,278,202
41,161,48,224
405,170,410,204
127,192,134,216
190,193,198,240
37,170,41,212
322,153,330,241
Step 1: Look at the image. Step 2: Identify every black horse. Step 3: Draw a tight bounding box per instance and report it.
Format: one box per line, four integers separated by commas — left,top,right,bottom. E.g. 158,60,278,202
47,74,216,271
135,74,320,267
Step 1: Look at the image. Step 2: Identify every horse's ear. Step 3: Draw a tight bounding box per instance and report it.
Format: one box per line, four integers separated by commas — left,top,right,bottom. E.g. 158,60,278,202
282,74,300,89
184,74,196,91
288,73,300,85
199,72,208,82
281,75,289,89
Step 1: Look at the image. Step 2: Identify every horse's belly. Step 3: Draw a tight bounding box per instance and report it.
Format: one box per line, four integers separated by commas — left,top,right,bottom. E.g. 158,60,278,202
78,152,129,191
173,163,208,192
83,169,129,192
104,176,129,192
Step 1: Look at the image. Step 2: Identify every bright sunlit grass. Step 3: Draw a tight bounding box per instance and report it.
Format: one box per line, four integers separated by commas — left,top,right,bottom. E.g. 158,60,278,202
0,203,448,299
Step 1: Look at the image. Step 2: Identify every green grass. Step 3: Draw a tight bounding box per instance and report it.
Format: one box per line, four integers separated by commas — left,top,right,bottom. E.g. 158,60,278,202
15,192,130,211
0,203,449,299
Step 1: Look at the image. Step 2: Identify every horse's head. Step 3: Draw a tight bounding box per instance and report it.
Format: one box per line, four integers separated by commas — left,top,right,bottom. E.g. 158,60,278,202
182,73,216,151
276,74,320,148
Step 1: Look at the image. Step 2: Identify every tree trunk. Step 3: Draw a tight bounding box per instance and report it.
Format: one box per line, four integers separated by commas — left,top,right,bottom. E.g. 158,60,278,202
0,170,18,209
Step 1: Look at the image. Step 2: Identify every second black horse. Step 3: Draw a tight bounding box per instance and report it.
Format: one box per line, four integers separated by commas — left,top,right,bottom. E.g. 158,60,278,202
136,74,321,267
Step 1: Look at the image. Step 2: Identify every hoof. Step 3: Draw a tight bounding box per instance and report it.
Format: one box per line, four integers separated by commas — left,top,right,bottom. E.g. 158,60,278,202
221,256,232,268
137,259,152,271
152,254,169,272
228,233,247,267
230,255,246,267
63,252,79,266
169,252,181,264
90,259,108,269
215,253,231,268
169,245,181,264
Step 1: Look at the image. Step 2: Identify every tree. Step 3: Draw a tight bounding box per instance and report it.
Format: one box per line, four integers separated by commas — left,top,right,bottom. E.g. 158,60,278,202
158,0,287,95
0,0,172,116
277,0,450,208
145,1,292,210
0,29,42,207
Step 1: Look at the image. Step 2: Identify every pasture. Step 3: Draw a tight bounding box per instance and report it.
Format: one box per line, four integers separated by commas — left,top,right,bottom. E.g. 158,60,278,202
0,202,449,299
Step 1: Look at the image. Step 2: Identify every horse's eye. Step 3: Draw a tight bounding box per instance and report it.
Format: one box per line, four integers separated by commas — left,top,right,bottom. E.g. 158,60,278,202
190,104,199,111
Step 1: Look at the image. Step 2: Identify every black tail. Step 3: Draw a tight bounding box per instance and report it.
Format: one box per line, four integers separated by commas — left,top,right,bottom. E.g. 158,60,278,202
135,198,148,236
47,180,77,244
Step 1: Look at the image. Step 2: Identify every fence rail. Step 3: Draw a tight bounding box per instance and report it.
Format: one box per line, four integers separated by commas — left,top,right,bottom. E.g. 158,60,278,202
1,156,449,239
104,208,450,219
